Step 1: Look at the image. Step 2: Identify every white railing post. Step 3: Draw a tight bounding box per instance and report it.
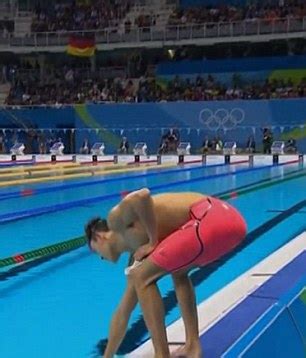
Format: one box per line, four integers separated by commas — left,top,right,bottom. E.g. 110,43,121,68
230,22,233,37
286,17,290,33
257,19,260,35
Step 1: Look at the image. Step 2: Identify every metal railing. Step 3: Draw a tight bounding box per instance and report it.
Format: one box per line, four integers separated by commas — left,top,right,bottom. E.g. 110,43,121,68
0,0,17,20
0,17,305,48
13,66,127,82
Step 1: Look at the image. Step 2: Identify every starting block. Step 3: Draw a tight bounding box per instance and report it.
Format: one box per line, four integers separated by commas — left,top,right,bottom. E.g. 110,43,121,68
271,141,285,155
133,142,147,156
177,142,191,155
10,143,25,156
91,142,105,156
223,141,237,155
50,142,65,156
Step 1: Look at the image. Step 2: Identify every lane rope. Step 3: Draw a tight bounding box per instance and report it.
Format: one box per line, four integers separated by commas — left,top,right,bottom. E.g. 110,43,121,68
0,165,305,270
0,160,247,199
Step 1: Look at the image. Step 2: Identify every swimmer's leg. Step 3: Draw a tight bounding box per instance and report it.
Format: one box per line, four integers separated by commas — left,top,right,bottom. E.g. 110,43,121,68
130,258,170,358
171,270,202,358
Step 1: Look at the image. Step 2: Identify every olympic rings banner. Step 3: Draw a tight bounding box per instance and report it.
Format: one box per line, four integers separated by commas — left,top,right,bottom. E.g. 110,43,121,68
0,99,306,152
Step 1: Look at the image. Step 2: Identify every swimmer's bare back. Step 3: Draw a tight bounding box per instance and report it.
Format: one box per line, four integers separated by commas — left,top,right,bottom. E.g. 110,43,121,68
109,191,206,252
152,192,206,241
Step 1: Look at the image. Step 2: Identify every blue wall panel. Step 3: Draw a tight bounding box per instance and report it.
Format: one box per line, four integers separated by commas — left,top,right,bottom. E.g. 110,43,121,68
157,56,306,75
0,100,305,153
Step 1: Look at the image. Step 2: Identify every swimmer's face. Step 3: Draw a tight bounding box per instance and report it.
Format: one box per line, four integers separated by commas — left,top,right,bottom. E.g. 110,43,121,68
85,217,121,262
90,230,120,263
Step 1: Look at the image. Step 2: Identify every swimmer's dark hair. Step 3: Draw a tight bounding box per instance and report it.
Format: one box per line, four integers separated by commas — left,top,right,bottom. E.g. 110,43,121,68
85,217,109,247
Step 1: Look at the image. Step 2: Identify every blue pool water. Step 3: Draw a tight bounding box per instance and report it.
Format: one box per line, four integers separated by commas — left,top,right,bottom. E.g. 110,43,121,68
0,161,305,358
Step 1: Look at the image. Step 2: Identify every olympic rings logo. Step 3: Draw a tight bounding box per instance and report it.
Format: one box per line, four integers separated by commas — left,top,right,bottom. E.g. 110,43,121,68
199,108,245,131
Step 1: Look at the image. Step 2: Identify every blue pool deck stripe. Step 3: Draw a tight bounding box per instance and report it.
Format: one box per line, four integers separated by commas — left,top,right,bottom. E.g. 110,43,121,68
223,276,306,357
130,232,306,357
199,251,306,357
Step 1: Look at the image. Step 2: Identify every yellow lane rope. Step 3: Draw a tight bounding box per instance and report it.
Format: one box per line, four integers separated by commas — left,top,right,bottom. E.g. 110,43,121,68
0,162,115,179
0,162,176,187
0,162,80,174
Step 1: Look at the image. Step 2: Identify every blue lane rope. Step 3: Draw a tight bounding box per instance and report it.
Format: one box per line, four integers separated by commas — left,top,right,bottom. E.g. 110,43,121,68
0,160,34,167
0,162,303,224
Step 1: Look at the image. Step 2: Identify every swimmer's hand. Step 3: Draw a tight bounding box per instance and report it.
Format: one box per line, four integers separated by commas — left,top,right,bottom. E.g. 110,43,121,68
134,243,155,261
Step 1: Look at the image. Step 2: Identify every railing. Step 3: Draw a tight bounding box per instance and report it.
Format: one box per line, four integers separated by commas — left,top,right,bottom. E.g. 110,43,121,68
0,17,305,48
13,66,128,82
0,0,17,20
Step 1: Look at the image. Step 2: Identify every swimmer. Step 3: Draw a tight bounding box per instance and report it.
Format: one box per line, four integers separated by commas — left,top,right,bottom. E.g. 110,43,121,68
85,189,247,358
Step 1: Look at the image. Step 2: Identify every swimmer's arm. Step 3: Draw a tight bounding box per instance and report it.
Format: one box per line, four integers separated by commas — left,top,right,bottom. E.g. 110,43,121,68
104,278,138,358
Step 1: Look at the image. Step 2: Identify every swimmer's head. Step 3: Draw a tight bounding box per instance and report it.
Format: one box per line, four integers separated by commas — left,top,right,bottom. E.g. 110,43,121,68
85,217,121,262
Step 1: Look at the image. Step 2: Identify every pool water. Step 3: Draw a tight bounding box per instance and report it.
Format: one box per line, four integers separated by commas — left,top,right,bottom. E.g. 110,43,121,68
0,161,305,358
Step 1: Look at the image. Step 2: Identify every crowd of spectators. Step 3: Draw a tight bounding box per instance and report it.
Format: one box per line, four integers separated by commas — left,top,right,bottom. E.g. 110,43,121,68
28,0,306,35
168,0,306,26
0,20,14,37
31,0,131,32
5,70,306,106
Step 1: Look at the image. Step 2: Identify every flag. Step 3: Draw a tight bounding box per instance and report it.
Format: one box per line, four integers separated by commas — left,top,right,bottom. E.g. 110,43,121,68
67,35,96,57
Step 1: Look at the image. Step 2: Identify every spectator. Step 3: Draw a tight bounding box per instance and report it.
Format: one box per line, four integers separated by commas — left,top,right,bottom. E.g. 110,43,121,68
285,137,297,153
38,133,47,154
0,131,6,154
118,136,129,154
165,127,180,152
262,128,273,154
80,138,90,154
246,135,256,153
216,136,223,152
201,135,211,153
158,133,170,155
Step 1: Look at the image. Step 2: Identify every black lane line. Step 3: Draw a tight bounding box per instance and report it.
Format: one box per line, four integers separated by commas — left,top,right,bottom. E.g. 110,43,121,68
267,210,306,214
95,199,306,356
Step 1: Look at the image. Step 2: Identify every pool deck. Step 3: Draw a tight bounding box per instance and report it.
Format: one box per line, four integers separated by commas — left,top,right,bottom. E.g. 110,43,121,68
130,231,306,357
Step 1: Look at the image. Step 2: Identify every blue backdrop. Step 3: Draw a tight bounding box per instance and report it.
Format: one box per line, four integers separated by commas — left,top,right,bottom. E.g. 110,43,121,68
0,99,305,153
156,56,306,75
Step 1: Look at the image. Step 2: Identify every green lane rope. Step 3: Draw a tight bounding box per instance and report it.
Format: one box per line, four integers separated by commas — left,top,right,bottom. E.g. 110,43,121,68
0,236,85,268
0,168,305,270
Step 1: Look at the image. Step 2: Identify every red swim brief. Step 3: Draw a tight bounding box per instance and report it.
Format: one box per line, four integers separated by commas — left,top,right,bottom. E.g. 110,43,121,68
150,197,247,272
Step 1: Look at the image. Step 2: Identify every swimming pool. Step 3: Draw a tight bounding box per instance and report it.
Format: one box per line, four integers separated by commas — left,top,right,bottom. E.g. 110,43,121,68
0,160,305,358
